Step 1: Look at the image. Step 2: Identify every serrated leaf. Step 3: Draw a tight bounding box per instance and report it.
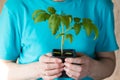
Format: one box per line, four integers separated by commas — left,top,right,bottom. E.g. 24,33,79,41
82,18,99,39
66,34,73,43
34,13,48,23
92,24,99,40
60,15,71,29
83,23,92,36
45,13,50,20
68,15,72,24
82,18,92,23
86,27,92,36
47,7,56,14
74,17,81,23
32,10,46,20
48,14,61,35
73,23,82,35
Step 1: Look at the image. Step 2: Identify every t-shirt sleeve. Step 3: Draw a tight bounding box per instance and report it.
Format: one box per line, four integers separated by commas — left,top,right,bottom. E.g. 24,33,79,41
95,1,119,52
0,5,21,60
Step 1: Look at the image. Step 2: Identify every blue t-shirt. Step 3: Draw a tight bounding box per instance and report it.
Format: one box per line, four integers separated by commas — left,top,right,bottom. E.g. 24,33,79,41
0,0,119,80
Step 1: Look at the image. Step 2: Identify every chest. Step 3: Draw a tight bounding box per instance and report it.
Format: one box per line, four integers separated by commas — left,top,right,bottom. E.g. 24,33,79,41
18,1,98,63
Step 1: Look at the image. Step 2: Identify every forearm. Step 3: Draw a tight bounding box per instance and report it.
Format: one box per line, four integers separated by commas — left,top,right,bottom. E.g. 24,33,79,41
89,58,115,80
0,61,40,80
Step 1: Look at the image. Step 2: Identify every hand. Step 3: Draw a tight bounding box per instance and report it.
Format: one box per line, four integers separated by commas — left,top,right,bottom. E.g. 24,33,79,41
39,53,64,80
64,53,95,80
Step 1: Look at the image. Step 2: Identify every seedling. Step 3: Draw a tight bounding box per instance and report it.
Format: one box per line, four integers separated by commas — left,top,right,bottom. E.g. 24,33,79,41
32,6,98,56
32,6,99,78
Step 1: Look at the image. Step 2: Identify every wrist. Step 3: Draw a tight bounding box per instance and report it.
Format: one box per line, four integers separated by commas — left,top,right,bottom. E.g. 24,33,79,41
88,60,101,80
23,62,42,79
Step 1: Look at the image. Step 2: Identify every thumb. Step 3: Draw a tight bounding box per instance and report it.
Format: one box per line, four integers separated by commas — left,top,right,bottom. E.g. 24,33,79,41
39,53,62,63
39,53,52,61
46,53,52,57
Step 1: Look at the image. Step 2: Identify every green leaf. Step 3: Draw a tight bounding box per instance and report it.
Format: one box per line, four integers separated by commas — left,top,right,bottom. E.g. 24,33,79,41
82,18,92,23
66,34,73,43
45,13,50,20
48,14,61,35
68,15,72,23
74,17,81,23
60,15,71,29
92,24,99,40
82,18,93,36
32,10,46,20
34,13,49,23
47,7,56,14
82,18,99,39
83,23,92,36
73,23,82,35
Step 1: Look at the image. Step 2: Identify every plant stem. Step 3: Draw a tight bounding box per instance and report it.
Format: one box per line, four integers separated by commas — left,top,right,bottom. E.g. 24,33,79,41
61,23,64,56
64,27,73,34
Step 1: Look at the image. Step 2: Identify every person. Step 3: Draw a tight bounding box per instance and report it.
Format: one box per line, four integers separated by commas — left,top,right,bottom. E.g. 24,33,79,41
0,0,119,80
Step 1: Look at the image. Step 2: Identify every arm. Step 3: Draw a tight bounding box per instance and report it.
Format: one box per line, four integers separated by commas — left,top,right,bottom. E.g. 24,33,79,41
0,60,42,80
0,54,64,80
90,52,116,80
64,52,116,80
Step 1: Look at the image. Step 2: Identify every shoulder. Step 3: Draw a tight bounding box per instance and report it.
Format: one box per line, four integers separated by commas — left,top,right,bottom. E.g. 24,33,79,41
86,0,113,9
87,0,114,15
98,0,113,7
4,0,24,13
96,0,113,9
82,0,114,13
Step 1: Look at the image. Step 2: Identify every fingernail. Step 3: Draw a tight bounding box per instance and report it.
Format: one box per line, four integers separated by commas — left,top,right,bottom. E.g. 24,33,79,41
64,63,67,65
64,63,69,66
64,67,67,71
65,58,71,62
65,58,67,62
58,59,62,62
56,59,61,63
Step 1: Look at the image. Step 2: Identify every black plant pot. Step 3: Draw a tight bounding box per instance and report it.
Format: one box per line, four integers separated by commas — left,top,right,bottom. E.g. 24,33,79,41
52,49,76,78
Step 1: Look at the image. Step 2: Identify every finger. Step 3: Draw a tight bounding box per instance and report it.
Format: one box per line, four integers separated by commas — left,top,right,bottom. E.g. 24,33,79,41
43,68,64,76
39,53,52,61
64,63,82,73
41,63,64,70
42,73,62,80
40,55,62,63
65,57,85,64
64,67,80,79
46,53,52,56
